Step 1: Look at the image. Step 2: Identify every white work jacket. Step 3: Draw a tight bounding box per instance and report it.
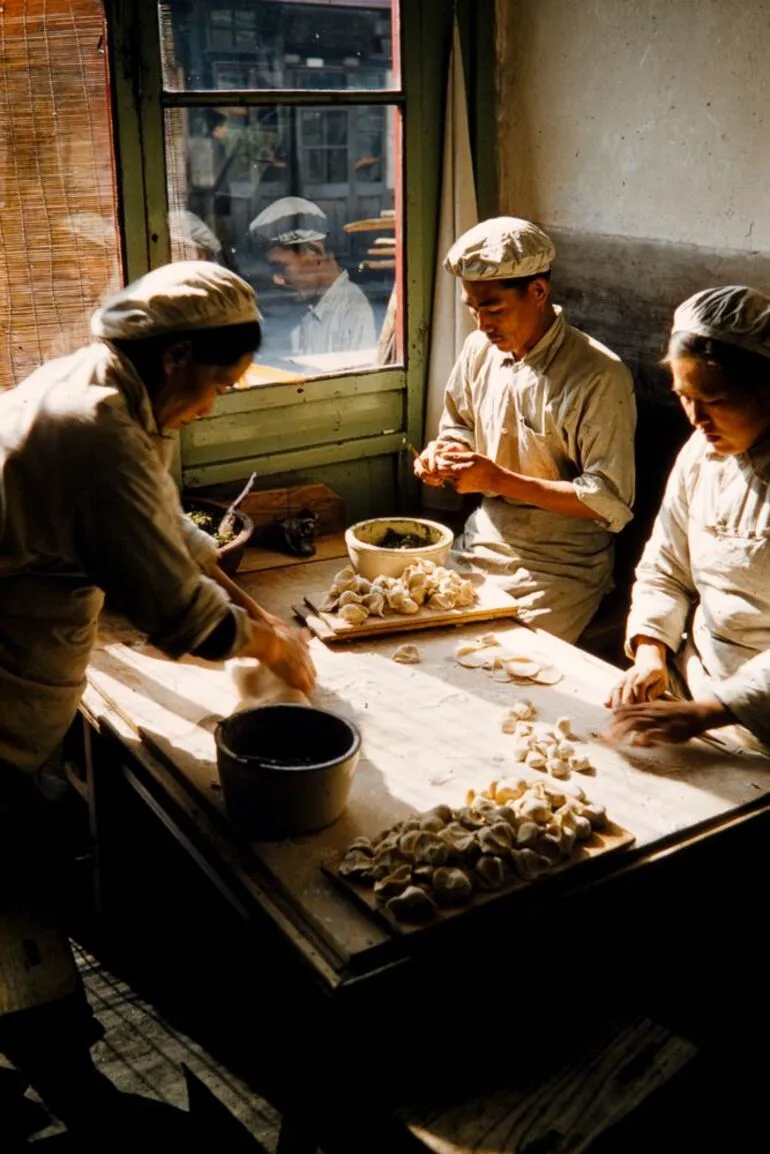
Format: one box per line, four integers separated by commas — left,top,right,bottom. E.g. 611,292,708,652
627,430,770,748
437,310,636,641
0,341,248,771
291,270,376,355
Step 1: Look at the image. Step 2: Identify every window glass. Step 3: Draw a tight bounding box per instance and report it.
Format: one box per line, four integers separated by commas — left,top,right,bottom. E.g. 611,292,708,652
165,102,400,379
160,0,402,385
160,0,398,91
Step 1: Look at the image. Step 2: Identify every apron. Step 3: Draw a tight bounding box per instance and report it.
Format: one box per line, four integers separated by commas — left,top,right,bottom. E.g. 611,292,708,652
0,573,104,772
454,417,615,643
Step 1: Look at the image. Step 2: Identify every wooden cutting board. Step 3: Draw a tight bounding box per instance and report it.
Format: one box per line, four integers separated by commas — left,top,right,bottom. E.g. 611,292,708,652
295,581,521,643
323,822,635,938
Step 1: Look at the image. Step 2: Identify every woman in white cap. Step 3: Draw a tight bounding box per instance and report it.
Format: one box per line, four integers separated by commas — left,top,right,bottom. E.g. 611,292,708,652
0,261,315,1135
607,286,770,749
415,216,636,642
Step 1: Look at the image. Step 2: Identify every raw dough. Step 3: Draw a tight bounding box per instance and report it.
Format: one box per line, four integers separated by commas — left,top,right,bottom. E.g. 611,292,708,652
225,658,310,711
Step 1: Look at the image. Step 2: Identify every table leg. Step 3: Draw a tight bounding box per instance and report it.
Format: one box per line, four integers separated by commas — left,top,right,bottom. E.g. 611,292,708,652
276,1113,318,1154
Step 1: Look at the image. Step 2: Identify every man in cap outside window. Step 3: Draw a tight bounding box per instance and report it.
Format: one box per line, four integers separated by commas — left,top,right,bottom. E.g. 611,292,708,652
415,217,636,643
249,196,376,358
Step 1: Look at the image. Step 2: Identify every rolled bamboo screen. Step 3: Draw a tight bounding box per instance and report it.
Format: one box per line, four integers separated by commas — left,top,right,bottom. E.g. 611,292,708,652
0,0,121,390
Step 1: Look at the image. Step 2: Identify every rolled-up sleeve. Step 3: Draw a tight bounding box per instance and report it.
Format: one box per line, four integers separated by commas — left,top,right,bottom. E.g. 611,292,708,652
573,365,636,533
71,411,248,659
625,445,697,657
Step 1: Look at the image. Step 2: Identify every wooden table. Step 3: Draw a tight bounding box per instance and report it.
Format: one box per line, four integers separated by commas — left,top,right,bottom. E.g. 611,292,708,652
79,553,770,1150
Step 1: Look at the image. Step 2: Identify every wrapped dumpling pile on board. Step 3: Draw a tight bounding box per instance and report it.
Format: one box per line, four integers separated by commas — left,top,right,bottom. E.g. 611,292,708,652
322,561,477,625
337,778,609,924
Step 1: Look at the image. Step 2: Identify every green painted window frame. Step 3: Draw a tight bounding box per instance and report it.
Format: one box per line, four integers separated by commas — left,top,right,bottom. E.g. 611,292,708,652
103,0,494,508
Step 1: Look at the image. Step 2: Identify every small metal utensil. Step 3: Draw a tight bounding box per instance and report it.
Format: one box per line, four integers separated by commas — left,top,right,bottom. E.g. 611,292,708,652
217,471,258,539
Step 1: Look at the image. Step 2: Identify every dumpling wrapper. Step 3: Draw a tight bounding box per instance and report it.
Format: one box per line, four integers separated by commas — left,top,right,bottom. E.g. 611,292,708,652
456,650,495,668
503,656,541,679
530,665,563,685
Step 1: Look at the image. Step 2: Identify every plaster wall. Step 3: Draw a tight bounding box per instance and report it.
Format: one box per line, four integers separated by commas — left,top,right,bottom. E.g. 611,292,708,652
496,0,770,251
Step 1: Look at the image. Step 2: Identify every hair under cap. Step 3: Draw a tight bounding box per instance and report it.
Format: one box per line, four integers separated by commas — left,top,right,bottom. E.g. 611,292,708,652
672,286,770,360
444,216,555,281
249,196,328,246
91,261,260,342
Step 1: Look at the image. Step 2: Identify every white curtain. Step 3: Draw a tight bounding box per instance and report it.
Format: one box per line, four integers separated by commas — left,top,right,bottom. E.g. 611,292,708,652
423,18,478,447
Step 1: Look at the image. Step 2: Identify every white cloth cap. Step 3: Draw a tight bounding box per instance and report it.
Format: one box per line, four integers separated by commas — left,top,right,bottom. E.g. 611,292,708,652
444,216,555,281
672,286,770,359
91,261,260,341
249,197,328,246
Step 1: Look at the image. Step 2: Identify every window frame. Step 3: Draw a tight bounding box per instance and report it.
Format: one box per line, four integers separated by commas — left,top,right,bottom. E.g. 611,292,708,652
103,0,492,509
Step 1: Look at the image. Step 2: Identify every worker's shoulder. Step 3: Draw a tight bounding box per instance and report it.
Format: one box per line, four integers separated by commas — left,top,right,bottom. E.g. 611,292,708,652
458,329,497,373
560,319,633,387
17,345,145,451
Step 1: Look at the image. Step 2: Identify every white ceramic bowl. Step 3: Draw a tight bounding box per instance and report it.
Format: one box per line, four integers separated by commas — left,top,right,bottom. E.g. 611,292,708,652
345,517,454,581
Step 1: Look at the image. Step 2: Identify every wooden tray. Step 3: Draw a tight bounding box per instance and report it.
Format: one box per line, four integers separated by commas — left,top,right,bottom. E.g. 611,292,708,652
323,822,635,937
295,581,520,643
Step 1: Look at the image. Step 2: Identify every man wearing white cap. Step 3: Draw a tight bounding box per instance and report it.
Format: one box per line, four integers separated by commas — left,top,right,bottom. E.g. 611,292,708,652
607,286,770,750
415,216,636,642
250,196,376,357
0,261,315,1135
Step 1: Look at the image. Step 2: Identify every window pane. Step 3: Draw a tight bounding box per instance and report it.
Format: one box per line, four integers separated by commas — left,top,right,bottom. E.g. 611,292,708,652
159,0,399,91
0,0,121,390
165,102,402,381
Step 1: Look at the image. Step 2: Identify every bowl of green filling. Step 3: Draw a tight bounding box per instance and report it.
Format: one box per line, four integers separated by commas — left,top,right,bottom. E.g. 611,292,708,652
183,497,254,577
345,516,454,580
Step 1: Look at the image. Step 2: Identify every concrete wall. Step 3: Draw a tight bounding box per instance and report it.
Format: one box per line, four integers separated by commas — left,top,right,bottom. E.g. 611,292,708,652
495,0,770,402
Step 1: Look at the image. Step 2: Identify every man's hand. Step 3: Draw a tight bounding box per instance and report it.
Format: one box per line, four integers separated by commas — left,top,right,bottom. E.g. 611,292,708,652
603,698,732,747
240,623,317,694
414,441,471,487
605,639,670,709
431,448,503,495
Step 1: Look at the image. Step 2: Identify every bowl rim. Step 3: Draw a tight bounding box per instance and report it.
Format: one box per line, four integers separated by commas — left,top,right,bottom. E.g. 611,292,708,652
182,495,254,550
344,516,454,553
214,703,362,774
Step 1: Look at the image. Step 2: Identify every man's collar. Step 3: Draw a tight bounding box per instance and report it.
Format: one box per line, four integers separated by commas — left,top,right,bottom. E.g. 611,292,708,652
308,269,349,320
498,306,565,368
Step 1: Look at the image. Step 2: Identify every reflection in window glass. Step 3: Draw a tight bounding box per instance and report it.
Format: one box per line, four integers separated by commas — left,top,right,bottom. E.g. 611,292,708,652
160,0,398,92
165,103,401,380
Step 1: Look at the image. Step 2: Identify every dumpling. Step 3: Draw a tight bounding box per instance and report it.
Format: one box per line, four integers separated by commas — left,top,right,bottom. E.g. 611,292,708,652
385,885,437,923
431,866,473,907
338,603,369,625
362,591,386,616
392,643,421,664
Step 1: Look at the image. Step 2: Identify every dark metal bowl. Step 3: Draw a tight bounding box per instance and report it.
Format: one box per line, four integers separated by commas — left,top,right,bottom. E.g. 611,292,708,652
182,495,254,576
214,704,362,839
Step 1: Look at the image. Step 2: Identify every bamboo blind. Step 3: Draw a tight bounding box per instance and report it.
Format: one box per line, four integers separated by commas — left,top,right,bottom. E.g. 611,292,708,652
0,0,121,389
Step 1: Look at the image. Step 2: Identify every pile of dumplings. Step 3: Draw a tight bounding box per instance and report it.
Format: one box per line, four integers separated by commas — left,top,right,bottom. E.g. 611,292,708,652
337,778,609,924
502,700,593,779
321,561,476,626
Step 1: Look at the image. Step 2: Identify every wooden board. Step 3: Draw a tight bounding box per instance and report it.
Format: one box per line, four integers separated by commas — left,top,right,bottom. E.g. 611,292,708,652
297,581,521,643
241,484,345,536
323,822,635,938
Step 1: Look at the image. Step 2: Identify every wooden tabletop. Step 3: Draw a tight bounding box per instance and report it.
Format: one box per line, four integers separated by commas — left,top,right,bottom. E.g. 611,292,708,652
84,553,770,994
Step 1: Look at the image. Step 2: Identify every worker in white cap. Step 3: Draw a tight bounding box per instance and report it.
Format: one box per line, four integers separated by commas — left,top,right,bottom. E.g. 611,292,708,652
0,261,315,1136
606,286,770,750
415,216,637,642
249,196,376,357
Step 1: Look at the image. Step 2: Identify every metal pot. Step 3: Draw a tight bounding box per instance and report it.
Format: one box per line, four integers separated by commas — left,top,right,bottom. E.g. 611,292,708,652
214,704,361,839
